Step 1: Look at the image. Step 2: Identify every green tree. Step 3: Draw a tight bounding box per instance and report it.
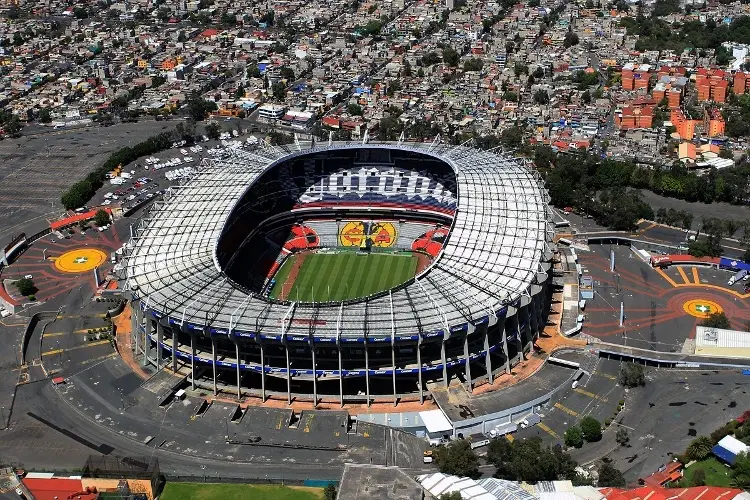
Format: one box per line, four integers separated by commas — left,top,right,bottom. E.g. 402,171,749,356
500,126,523,148
15,278,36,297
205,122,222,140
93,209,110,227
403,59,412,77
279,67,295,81
443,47,460,67
323,483,337,500
597,462,626,487
272,82,287,101
691,468,706,487
733,452,750,489
38,108,52,123
581,90,591,104
580,416,602,442
686,436,714,461
565,426,584,448
463,58,483,72
563,31,580,48
247,63,262,78
616,428,629,447
534,89,550,105
619,362,646,387
185,92,216,121
440,493,462,500
433,440,481,479
701,312,730,329
347,103,363,116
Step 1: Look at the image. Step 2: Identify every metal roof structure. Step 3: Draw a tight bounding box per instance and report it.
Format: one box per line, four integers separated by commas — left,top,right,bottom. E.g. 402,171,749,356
125,141,553,339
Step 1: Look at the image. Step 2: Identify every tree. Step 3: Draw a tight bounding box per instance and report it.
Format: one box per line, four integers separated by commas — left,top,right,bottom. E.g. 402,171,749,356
533,66,545,79
15,278,36,297
486,437,513,467
347,103,363,116
733,452,750,489
686,436,714,461
403,59,412,77
580,417,602,442
534,90,550,105
323,483,337,500
616,428,629,446
500,127,523,149
93,209,110,227
598,462,626,487
442,47,460,67
38,108,52,123
563,32,580,48
439,493,463,500
271,82,287,101
619,362,646,387
185,92,216,121
701,312,730,329
581,90,591,104
205,122,222,140
433,440,480,478
247,64,262,78
279,67,295,81
464,58,483,72
565,426,584,448
691,468,706,487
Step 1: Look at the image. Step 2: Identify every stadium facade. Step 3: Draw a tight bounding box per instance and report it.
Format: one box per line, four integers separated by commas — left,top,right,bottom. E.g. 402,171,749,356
125,140,554,405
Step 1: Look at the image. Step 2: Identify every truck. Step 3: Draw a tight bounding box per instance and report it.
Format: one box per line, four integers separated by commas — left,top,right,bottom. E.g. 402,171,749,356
519,413,541,429
729,269,749,286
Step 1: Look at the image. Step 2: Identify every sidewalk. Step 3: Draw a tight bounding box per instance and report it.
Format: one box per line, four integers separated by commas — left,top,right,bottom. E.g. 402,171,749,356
112,304,150,380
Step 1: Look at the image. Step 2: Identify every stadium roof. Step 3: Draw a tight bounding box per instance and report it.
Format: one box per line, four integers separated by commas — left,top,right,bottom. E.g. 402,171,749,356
126,141,553,339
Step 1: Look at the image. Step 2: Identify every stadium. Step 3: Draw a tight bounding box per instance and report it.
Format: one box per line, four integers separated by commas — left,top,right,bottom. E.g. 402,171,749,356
125,140,554,404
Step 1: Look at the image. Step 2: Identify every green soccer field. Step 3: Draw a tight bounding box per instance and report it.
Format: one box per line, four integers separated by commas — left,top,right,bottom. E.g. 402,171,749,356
270,251,418,302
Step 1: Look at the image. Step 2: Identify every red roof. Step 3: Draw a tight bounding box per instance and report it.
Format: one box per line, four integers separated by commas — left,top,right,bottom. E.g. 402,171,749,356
602,485,743,500
50,208,111,231
22,478,98,500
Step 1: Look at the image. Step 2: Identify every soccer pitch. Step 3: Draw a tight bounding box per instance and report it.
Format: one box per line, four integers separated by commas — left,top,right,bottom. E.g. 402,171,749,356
271,251,418,302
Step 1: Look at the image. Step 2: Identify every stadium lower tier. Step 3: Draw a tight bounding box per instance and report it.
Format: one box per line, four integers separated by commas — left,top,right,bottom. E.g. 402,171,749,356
130,283,551,404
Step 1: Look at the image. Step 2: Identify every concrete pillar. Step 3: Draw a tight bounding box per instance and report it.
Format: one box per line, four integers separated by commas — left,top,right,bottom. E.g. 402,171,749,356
136,305,144,357
440,340,448,389
417,336,423,404
484,328,494,384
130,299,139,357
286,343,292,405
338,347,344,408
311,340,317,408
190,333,196,391
502,321,510,374
156,321,163,369
143,313,152,366
211,337,217,396
172,328,178,373
463,333,472,392
364,343,371,408
260,341,266,402
235,340,242,400
392,342,398,406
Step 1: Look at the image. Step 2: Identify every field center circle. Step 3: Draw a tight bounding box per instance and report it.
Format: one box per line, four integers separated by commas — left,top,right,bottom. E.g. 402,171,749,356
683,299,723,319
54,248,107,273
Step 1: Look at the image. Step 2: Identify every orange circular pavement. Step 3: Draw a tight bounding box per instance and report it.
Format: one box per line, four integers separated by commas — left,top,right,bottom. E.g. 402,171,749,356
53,248,107,273
682,299,724,319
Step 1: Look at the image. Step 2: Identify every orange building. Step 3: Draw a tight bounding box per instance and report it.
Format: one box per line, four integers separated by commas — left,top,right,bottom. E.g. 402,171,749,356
670,108,697,140
615,104,654,129
621,63,652,91
733,71,750,94
703,108,726,137
161,58,177,70
695,68,728,103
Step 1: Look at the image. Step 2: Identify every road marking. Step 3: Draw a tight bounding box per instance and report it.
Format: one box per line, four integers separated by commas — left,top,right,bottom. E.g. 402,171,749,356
676,266,690,285
692,267,700,285
78,352,117,366
44,329,90,337
594,371,617,381
42,340,110,356
57,313,107,319
654,267,678,288
537,422,559,439
554,402,579,416
505,434,514,442
574,387,608,402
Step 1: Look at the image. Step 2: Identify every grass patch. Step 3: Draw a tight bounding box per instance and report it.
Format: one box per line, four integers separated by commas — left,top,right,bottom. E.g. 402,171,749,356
270,251,417,302
681,457,733,487
159,483,324,500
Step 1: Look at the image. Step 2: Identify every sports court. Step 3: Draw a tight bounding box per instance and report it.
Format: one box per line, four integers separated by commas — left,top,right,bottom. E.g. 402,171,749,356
270,251,418,302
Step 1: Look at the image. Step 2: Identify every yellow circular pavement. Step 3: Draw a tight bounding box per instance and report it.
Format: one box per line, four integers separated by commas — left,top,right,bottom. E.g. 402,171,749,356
54,248,107,273
683,299,723,319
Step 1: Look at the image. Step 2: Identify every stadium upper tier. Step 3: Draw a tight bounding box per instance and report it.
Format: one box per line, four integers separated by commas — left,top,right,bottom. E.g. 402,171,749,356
126,142,554,340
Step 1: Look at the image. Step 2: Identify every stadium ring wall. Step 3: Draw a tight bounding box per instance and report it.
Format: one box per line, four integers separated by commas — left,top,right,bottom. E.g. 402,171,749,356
125,141,554,405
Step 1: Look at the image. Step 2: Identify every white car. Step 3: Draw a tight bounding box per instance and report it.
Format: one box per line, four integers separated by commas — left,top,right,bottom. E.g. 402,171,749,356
102,200,112,206
180,149,188,155
23,274,32,279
